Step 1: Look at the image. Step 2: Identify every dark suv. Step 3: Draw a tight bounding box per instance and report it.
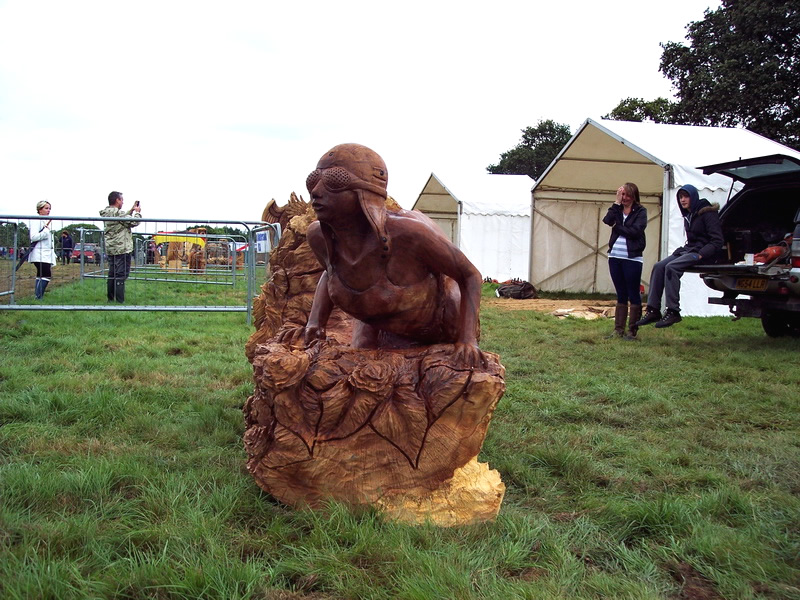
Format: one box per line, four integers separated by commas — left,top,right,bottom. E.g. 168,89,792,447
690,154,800,337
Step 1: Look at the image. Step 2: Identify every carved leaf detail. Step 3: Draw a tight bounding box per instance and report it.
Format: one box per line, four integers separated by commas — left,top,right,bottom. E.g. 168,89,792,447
370,385,428,467
317,384,381,441
272,389,316,450
418,365,471,422
262,423,314,469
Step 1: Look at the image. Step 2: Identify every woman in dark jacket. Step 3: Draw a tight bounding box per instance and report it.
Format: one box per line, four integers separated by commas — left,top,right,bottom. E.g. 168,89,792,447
602,182,647,339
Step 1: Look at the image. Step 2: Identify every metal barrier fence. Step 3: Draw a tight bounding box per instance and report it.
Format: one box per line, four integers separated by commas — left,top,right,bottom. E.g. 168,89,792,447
0,215,280,324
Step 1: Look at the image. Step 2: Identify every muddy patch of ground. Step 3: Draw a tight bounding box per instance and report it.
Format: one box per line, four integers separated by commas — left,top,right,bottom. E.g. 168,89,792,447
1,261,86,303
483,297,616,319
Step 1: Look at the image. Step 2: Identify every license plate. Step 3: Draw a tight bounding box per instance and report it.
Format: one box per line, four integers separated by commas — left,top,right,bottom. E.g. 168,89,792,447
735,277,768,291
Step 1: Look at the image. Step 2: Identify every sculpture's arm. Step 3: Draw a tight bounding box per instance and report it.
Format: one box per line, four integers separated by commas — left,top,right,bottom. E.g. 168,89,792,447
402,216,486,367
277,222,332,347
303,270,333,344
446,253,486,368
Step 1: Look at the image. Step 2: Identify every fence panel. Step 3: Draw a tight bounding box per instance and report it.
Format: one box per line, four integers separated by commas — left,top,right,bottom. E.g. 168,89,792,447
0,215,280,324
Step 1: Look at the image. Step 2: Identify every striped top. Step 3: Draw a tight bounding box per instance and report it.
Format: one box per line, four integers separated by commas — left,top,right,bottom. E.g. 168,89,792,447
608,213,643,263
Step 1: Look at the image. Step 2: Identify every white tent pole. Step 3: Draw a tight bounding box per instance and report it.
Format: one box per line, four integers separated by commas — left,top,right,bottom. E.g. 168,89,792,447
456,201,462,248
660,166,672,260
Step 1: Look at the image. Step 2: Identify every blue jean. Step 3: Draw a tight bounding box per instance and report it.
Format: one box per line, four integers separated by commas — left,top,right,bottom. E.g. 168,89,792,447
608,258,643,305
646,251,700,312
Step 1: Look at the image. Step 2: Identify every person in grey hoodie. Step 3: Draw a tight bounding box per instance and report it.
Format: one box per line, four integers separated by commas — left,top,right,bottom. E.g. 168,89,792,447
100,191,141,303
635,184,724,328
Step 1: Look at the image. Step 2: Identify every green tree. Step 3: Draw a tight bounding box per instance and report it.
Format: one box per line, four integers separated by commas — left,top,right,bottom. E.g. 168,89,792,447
0,222,30,247
487,120,572,180
606,0,800,150
660,0,800,149
603,97,677,123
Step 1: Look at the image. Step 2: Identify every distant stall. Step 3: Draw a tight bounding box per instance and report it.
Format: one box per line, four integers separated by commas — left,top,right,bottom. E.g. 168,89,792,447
412,172,533,281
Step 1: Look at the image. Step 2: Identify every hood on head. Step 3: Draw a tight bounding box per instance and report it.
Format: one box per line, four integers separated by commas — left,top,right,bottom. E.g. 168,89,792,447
676,184,701,214
315,143,390,255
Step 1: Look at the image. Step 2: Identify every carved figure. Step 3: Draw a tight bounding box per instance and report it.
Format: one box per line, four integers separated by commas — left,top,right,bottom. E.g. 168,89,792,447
187,245,202,271
245,146,505,525
278,144,485,368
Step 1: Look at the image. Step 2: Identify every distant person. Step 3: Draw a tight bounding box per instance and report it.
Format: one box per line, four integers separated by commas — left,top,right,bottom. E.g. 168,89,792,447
100,191,141,303
60,230,74,264
602,183,647,340
28,201,57,299
146,240,157,264
635,184,723,328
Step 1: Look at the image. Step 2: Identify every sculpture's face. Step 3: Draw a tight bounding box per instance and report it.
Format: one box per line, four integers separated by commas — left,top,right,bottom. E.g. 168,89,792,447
308,144,389,236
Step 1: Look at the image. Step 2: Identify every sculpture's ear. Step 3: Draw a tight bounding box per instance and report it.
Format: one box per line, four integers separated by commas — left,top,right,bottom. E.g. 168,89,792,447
358,190,390,256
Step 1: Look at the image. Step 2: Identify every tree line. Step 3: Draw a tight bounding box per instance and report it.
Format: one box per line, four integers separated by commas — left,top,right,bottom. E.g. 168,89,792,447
489,0,800,180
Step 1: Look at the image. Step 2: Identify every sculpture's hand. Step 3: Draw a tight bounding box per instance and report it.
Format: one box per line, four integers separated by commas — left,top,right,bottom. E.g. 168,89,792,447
453,342,487,369
276,326,324,347
303,325,326,345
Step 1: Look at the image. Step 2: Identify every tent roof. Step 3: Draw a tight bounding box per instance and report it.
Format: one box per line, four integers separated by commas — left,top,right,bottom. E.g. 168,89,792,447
413,172,533,216
589,119,800,167
534,118,800,196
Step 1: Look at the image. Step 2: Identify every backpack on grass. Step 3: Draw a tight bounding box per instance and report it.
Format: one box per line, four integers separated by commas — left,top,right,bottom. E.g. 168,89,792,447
496,280,538,299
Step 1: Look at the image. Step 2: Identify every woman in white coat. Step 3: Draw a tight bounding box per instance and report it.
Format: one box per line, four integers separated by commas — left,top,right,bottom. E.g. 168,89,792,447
28,200,56,299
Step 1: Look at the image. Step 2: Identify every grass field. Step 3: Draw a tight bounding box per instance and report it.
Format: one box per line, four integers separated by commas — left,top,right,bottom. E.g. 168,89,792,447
1,282,798,599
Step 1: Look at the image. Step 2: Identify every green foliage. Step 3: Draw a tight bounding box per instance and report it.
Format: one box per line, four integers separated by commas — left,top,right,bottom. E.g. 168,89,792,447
0,283,798,599
487,120,572,180
603,97,677,123
184,225,247,239
606,0,800,150
659,0,800,149
0,221,30,246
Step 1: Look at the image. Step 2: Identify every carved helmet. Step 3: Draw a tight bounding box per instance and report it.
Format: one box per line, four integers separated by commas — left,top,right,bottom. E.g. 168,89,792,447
307,143,391,254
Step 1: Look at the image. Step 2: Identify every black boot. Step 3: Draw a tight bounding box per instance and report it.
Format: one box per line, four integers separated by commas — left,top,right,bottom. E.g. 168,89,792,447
107,279,115,302
34,278,43,299
114,280,125,303
606,303,627,338
655,308,682,328
635,305,662,327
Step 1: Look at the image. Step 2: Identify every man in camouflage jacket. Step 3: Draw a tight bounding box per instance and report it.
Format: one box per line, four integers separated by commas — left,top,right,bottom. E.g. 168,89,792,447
100,191,141,302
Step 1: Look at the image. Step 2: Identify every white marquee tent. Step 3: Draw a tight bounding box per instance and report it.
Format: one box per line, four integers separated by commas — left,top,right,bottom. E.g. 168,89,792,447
530,118,800,316
412,172,533,281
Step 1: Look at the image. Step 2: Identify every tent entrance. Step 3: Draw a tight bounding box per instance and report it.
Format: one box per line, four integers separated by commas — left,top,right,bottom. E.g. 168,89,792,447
530,190,662,294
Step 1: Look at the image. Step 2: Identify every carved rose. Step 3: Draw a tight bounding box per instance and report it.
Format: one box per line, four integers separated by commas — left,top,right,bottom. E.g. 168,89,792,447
256,347,309,391
348,361,394,395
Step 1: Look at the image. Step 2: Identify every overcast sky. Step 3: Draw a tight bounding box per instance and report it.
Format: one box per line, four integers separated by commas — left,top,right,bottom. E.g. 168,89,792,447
0,0,720,220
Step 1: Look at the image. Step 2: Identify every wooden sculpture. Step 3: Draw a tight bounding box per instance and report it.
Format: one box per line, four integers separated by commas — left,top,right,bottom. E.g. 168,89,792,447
166,241,184,271
187,228,207,272
244,144,505,525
